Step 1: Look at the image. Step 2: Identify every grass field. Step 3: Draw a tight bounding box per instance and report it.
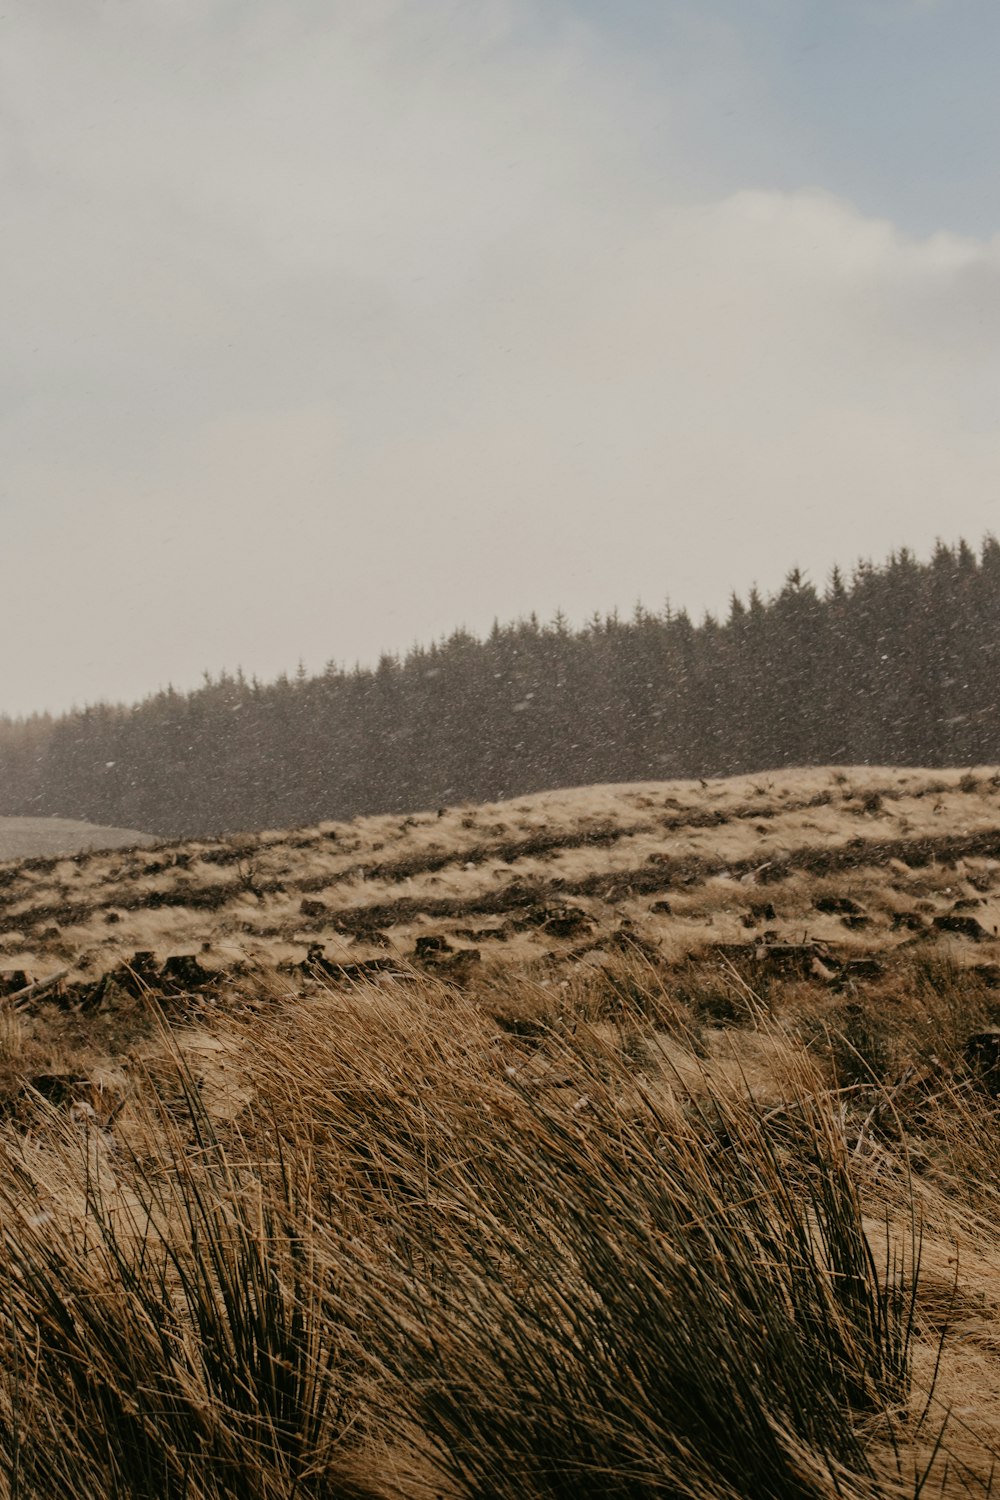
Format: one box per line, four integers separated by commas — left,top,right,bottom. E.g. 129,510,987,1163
0,767,999,1496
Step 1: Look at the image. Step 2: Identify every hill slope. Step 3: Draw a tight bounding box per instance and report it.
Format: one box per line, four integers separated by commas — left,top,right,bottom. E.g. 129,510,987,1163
3,764,1000,990
0,815,153,861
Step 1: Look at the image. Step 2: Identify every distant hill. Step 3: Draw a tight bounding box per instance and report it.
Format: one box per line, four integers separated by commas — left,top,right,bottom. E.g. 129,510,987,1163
0,816,153,861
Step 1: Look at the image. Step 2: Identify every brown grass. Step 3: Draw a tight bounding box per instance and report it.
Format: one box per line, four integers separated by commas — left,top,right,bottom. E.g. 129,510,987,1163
0,951,994,1496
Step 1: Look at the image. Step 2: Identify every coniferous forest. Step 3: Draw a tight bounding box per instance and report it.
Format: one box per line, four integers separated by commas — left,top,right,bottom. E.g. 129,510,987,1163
1,538,998,839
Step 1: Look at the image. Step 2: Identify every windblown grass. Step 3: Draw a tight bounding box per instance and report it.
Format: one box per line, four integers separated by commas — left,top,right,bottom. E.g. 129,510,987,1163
0,964,995,1498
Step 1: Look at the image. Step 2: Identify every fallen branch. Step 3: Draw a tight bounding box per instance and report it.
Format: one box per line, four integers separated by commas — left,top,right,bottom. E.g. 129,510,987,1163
7,968,69,1010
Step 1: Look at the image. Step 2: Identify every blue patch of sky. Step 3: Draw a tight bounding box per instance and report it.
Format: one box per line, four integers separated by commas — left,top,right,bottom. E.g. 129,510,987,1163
545,0,1000,238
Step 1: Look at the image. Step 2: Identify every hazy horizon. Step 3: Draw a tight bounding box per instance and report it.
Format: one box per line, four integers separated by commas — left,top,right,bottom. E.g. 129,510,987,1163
5,1,999,718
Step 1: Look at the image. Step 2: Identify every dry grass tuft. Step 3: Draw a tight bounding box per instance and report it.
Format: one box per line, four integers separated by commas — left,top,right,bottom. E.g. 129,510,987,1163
0,961,994,1497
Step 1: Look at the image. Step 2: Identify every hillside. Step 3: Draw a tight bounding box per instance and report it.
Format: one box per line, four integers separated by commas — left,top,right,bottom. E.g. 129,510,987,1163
0,766,999,1497
0,815,153,861
3,763,1000,995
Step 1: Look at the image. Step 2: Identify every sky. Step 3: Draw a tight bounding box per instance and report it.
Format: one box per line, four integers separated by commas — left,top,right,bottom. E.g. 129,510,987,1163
2,0,999,717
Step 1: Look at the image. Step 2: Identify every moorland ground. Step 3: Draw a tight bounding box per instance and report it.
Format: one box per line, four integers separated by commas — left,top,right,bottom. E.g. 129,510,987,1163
0,766,999,1497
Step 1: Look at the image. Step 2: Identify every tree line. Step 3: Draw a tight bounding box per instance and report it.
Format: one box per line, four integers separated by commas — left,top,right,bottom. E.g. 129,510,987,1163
2,537,998,838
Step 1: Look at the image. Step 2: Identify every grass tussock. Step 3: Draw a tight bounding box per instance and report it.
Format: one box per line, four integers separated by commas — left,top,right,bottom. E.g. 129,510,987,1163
0,961,995,1499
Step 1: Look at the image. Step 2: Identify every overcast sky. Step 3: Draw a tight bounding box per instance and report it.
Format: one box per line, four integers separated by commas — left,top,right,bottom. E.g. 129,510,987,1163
3,0,999,717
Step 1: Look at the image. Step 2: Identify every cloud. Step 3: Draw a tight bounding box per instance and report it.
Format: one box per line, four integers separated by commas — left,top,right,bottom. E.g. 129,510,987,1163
2,1,999,715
